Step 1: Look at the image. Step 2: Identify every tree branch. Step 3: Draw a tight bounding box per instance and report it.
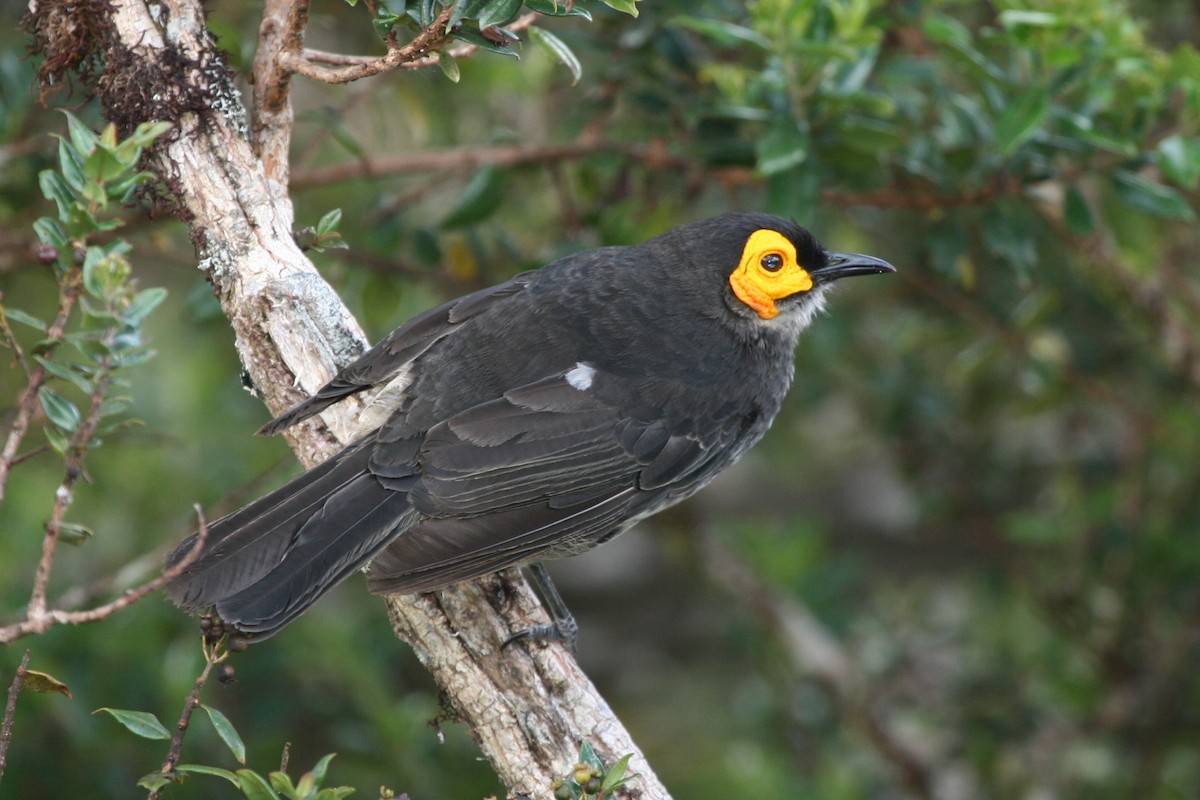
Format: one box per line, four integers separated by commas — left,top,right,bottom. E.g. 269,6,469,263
290,139,681,189
277,6,456,85
26,1,674,796
0,650,31,784
0,506,211,645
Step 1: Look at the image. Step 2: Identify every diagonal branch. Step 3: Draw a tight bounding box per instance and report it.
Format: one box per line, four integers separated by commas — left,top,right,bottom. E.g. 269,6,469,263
23,1,675,797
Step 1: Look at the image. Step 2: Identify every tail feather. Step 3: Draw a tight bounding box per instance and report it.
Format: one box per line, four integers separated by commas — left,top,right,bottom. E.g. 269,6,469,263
164,441,414,640
214,477,417,636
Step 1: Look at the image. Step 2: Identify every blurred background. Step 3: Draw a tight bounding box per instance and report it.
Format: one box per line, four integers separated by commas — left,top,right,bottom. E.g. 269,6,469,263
2,1,1199,798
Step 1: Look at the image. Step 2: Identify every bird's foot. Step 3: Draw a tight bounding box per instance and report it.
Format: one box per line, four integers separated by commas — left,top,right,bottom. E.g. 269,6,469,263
502,563,579,655
502,614,578,654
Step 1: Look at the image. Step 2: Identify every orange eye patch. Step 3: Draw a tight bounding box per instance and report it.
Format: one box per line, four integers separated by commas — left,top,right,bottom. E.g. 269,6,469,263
728,229,814,319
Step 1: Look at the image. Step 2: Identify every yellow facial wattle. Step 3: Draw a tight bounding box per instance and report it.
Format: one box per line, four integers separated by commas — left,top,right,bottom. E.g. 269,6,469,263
728,229,814,320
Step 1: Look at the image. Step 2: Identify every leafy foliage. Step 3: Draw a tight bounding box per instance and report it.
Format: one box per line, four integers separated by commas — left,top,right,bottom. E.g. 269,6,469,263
3,1,1200,799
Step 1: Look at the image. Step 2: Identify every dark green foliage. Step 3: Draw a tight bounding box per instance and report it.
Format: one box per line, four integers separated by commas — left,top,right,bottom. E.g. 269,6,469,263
3,1,1200,799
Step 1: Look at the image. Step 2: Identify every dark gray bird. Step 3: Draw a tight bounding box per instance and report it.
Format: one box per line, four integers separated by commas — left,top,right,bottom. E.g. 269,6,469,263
164,212,894,640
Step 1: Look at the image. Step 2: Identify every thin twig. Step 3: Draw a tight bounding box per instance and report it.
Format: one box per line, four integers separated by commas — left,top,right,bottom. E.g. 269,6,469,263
290,139,679,189
148,636,227,799
302,10,540,71
0,290,31,375
0,507,211,645
0,650,31,786
0,267,81,506
27,358,113,620
279,6,456,84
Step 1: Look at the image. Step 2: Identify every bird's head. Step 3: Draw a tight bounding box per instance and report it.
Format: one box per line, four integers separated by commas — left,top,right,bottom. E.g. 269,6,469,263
666,213,895,336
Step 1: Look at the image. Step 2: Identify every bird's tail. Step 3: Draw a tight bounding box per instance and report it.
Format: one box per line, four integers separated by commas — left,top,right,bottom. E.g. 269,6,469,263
164,442,416,639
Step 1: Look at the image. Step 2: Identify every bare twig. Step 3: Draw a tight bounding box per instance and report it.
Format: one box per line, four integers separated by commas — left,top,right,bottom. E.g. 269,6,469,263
148,635,227,799
0,507,211,645
290,139,681,189
0,650,31,785
300,10,539,71
0,290,32,375
0,267,81,506
27,357,113,620
278,6,457,85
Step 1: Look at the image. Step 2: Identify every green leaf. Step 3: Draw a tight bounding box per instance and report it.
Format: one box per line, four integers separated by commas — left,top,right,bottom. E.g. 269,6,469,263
438,50,462,82
298,770,320,798
202,704,247,764
34,356,93,393
671,16,769,49
39,170,76,218
1112,170,1197,220
922,12,970,48
600,0,639,16
120,287,168,328
316,208,342,237
998,10,1059,28
268,770,296,797
450,29,520,57
138,772,175,791
756,119,809,175
80,178,108,209
477,0,522,30
441,165,506,228
4,307,48,331
82,145,127,183
529,26,582,85
98,396,132,418
237,769,283,800
175,764,242,786
39,388,82,433
372,6,401,36
577,740,603,772
1157,134,1200,189
122,120,173,152
313,789,355,800
599,753,635,796
94,708,172,740
32,216,68,250
1063,184,1095,234
447,0,487,30
523,0,592,18
58,138,86,191
43,424,70,455
994,87,1049,156
310,753,337,785
63,111,97,156
57,521,94,546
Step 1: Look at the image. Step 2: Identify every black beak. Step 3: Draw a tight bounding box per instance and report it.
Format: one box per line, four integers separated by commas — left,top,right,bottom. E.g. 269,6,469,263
813,252,896,285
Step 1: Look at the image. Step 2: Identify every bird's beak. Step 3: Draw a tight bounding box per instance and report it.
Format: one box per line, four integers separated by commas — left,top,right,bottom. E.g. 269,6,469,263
812,252,896,285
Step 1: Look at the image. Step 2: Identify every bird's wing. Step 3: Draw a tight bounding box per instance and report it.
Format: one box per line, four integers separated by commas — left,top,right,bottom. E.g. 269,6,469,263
259,274,534,435
365,369,746,594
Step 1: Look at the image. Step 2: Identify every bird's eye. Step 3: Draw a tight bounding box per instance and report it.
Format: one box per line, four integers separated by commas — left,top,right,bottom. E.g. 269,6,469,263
760,253,784,272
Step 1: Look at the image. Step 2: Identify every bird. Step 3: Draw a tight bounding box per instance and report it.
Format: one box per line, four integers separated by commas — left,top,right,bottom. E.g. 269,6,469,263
163,212,894,642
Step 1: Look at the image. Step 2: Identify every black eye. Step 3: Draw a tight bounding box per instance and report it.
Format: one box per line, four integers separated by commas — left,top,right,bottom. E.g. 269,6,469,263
760,253,784,272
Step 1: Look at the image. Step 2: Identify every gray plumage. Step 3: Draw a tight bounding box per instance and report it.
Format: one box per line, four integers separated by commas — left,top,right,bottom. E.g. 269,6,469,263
164,212,893,639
